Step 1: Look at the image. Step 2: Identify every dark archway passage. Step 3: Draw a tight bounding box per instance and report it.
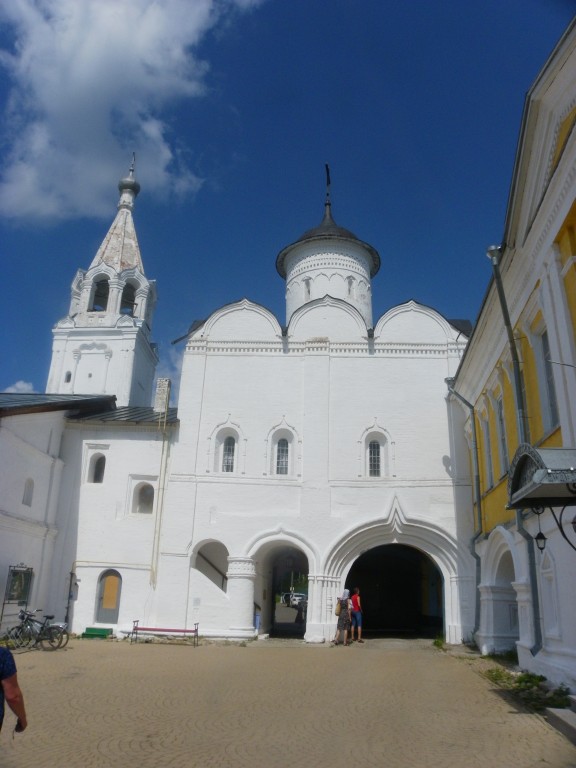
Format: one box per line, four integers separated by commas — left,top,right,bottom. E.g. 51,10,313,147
346,544,443,637
269,547,308,638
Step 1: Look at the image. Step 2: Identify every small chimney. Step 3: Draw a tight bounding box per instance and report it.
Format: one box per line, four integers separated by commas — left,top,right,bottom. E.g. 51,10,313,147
153,378,171,413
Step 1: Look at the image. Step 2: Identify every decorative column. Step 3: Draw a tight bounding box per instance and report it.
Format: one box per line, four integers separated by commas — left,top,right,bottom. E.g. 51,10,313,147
227,556,256,636
108,278,123,315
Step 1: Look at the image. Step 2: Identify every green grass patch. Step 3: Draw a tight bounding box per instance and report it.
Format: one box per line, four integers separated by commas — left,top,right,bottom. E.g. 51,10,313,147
483,667,570,712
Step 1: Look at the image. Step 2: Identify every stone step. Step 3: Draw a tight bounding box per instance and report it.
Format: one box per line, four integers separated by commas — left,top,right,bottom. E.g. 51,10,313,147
546,707,576,745
81,627,113,639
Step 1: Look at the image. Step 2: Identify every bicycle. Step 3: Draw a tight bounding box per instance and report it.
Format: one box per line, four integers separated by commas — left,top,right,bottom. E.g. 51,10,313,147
49,620,69,648
5,610,65,651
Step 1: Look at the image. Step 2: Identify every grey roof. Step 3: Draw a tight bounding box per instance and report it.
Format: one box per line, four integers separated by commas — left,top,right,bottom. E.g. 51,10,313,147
276,202,381,278
0,393,116,417
69,405,179,425
508,443,576,509
447,319,473,337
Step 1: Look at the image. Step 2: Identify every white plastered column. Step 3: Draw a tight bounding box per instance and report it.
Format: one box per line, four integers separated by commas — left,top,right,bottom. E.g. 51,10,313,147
304,574,340,643
226,556,257,637
540,246,576,444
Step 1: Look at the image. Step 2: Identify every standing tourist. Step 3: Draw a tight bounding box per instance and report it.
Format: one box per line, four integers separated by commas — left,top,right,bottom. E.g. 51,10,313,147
332,589,352,646
350,587,364,643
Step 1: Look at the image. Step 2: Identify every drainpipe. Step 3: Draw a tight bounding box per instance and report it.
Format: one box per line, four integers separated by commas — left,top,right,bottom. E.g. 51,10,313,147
150,379,172,589
445,378,482,635
487,245,542,655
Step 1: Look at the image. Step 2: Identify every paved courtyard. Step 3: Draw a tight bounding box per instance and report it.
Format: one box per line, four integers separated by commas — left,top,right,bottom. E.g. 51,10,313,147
1,637,575,768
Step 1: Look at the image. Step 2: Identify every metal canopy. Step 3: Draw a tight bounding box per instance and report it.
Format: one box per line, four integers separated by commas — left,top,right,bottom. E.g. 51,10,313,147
507,443,576,509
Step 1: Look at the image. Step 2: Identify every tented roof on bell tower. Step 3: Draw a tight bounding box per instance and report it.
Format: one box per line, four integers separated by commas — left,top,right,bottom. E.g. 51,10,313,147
89,160,144,273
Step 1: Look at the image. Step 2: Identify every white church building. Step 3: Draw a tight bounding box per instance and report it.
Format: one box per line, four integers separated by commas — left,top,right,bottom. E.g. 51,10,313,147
1,167,477,644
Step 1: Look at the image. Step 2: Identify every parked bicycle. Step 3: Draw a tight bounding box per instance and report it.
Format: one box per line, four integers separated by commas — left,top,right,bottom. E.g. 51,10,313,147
4,610,66,651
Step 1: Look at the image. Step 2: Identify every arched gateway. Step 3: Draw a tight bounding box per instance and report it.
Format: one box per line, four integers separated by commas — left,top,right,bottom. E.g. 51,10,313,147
247,514,475,645
346,544,443,636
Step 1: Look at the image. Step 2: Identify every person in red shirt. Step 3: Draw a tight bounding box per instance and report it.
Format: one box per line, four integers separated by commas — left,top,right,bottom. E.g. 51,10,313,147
350,587,364,643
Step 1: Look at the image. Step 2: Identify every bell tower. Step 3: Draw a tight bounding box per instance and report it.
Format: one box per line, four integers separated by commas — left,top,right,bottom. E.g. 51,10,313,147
47,162,158,406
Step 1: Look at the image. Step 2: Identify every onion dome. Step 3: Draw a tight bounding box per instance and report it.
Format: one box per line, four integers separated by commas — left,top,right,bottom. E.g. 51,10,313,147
276,200,380,278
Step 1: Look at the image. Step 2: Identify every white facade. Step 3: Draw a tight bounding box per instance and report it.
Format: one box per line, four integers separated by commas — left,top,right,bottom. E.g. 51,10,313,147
0,178,477,646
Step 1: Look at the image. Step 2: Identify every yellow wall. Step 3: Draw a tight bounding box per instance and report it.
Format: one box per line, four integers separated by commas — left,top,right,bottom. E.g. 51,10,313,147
482,477,512,531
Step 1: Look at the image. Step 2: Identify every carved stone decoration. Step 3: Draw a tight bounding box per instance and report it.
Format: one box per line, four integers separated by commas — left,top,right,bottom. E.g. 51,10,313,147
227,556,256,580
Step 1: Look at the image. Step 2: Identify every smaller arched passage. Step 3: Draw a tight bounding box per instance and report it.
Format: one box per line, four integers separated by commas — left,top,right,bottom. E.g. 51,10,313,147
247,534,315,638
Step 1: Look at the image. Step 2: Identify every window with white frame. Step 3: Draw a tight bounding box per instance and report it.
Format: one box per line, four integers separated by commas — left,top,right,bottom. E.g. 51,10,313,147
368,440,381,477
495,396,509,476
539,330,559,432
211,427,241,474
364,432,388,478
519,369,531,444
267,427,296,477
276,438,289,475
481,417,493,490
222,436,236,473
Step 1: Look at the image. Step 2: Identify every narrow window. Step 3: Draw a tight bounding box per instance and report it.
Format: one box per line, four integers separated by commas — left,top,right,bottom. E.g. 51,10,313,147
276,438,289,475
304,278,311,301
90,279,109,311
92,455,106,484
64,371,72,383
222,437,235,473
482,419,493,490
120,283,137,316
369,441,381,477
136,484,154,514
22,478,34,507
519,370,531,443
496,397,508,474
541,331,559,429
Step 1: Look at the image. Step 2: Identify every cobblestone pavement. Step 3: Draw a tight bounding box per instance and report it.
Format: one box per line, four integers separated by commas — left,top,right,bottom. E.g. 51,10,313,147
1,637,575,768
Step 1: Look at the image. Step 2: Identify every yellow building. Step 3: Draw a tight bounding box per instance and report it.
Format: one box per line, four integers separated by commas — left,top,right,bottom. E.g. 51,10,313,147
452,18,576,686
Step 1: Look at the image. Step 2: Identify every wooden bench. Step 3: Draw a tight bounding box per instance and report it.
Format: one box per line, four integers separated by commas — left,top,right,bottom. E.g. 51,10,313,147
130,620,199,646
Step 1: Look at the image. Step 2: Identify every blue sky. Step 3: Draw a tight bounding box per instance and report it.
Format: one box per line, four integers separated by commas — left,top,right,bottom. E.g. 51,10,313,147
1,1,575,395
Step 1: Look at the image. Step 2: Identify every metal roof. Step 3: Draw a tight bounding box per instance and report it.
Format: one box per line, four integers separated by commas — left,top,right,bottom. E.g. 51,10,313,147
0,393,116,417
69,405,179,425
508,443,576,509
276,202,381,278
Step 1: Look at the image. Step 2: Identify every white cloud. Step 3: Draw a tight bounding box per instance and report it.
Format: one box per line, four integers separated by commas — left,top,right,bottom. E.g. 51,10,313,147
3,380,36,393
0,0,264,220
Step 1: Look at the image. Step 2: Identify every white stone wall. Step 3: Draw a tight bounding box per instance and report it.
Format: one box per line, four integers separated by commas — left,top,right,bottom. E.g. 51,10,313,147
0,412,67,626
54,298,474,642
